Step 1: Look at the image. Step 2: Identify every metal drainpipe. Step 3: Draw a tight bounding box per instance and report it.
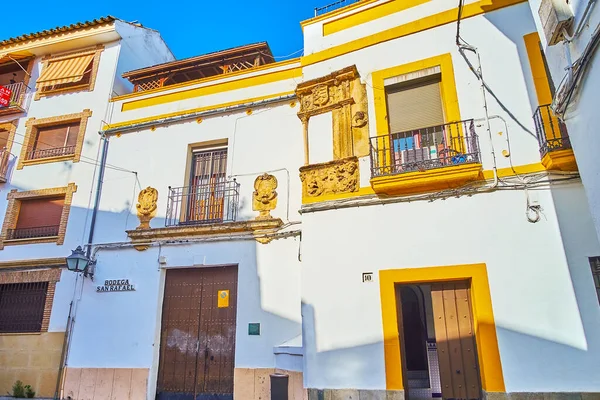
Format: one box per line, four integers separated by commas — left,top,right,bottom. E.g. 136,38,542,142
54,134,109,398
86,134,109,260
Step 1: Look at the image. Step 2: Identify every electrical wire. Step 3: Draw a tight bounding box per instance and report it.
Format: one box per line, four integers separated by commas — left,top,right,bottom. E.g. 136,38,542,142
553,23,600,117
259,48,304,60
4,132,136,174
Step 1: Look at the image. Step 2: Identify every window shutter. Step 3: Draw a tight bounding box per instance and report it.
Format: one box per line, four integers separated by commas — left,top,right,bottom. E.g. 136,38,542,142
386,77,445,134
34,121,80,150
16,197,65,229
0,129,8,149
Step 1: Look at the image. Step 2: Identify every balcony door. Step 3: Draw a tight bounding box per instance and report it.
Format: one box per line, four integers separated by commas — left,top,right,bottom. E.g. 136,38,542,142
187,148,228,224
386,75,447,171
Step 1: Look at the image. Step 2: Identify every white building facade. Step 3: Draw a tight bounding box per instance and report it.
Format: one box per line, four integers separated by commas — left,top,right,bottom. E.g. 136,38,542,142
0,17,173,398
1,1,600,400
525,0,600,240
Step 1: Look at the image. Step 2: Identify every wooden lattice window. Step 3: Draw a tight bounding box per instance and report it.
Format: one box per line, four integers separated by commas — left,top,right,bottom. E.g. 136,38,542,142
0,282,49,333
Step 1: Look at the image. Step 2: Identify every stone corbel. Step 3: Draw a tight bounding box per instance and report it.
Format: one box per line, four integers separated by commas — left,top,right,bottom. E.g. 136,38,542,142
299,156,359,198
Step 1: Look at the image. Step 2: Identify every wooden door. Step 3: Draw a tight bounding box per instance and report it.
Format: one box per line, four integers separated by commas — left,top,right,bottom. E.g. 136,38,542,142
430,281,481,400
156,266,238,400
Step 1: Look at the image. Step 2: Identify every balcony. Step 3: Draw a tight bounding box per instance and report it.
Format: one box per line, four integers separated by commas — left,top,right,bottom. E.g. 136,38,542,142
5,225,60,241
27,145,76,161
534,105,577,171
0,82,29,115
370,120,483,196
127,179,285,248
314,0,362,16
0,149,15,183
166,180,240,227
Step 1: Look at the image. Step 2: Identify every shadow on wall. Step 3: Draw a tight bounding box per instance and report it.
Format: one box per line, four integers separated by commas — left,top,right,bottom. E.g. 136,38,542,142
301,261,600,393
459,3,542,139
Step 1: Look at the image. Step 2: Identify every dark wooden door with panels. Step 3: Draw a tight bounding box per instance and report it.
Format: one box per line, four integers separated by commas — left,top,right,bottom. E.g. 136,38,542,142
156,266,238,400
396,281,482,400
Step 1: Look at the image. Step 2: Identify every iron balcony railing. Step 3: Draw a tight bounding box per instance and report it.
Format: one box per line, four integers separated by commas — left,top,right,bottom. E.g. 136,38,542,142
166,180,240,227
315,0,362,16
5,225,60,240
533,104,571,157
27,145,76,160
2,81,28,109
370,119,481,178
0,149,15,182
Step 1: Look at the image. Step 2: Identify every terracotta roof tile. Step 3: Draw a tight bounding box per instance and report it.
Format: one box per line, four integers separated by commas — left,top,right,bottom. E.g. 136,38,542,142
0,16,116,47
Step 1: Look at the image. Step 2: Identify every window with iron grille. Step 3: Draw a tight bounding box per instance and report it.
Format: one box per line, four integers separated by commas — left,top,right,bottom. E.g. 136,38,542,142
0,282,48,333
6,196,64,240
590,257,600,305
27,120,80,160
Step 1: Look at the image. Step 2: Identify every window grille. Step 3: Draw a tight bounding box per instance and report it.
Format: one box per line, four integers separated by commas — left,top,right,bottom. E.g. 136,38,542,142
0,282,48,333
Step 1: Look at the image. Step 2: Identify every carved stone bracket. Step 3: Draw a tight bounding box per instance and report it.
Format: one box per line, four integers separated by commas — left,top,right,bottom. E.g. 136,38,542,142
299,156,359,198
252,173,278,220
136,187,158,230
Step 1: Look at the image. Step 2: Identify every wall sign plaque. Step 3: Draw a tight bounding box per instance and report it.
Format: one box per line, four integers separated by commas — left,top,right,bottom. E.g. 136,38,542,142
96,279,136,293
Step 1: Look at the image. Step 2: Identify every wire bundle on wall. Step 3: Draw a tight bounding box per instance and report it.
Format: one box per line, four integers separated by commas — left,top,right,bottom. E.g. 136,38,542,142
553,23,600,118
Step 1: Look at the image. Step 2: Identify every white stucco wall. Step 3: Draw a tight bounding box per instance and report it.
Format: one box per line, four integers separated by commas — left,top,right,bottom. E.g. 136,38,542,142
526,0,600,241
302,3,544,187
300,186,600,391
0,27,176,336
67,237,302,371
63,85,305,378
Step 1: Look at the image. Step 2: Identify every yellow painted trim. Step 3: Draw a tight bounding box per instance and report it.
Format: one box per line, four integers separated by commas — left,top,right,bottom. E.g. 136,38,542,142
113,58,300,102
371,163,482,196
300,0,384,29
323,0,430,36
523,32,553,106
302,0,527,66
482,162,546,179
541,149,578,172
372,53,460,137
104,91,295,131
301,163,548,204
120,67,301,112
379,263,505,392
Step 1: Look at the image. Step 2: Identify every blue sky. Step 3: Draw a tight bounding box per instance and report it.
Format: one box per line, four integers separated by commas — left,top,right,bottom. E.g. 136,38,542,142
0,0,328,60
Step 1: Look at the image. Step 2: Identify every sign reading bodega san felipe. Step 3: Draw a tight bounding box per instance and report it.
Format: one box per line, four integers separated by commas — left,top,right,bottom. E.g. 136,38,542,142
97,279,136,293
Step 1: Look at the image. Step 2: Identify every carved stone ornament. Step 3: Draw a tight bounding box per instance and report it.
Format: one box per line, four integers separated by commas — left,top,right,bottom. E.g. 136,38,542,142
253,173,278,220
299,156,359,198
136,187,158,230
296,65,370,164
352,111,368,128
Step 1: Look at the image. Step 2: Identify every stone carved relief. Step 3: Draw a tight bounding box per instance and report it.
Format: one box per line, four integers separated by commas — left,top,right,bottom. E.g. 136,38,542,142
299,157,359,198
136,187,158,230
296,65,370,168
252,173,278,220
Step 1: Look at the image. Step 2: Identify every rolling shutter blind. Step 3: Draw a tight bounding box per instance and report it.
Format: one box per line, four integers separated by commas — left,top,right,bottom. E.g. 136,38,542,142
386,77,445,133
16,197,64,229
37,54,94,88
35,122,80,150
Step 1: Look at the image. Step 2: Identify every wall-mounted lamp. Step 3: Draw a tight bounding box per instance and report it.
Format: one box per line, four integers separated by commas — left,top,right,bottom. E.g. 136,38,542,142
66,246,95,278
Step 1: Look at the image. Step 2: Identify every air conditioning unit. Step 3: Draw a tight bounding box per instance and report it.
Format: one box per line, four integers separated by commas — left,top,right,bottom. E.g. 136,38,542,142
539,0,574,45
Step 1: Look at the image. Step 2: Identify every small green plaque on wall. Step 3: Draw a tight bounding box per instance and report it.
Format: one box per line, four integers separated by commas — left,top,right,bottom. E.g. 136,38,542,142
248,323,260,336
